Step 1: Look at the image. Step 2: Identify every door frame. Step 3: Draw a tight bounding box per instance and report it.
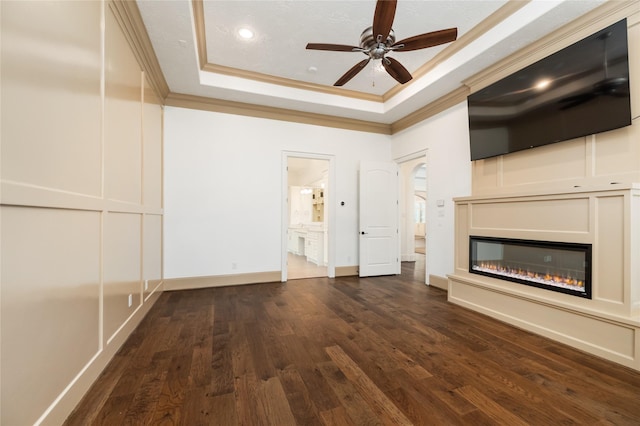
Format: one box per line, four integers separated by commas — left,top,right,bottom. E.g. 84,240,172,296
395,150,429,284
281,151,336,282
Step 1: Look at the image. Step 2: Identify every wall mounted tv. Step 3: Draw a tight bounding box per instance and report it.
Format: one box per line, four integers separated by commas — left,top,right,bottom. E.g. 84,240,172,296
468,19,631,161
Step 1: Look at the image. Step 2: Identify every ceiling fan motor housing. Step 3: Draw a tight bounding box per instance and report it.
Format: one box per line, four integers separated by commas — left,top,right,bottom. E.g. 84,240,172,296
360,26,395,59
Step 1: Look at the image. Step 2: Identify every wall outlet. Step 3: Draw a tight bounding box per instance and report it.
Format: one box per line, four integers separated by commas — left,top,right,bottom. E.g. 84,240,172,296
232,262,237,270
144,280,149,291
128,294,133,307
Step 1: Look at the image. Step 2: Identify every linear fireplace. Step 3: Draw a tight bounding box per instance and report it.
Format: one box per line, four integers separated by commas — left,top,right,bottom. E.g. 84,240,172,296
469,236,592,299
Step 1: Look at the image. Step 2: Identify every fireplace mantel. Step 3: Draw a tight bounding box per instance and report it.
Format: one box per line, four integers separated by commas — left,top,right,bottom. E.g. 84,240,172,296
448,185,640,371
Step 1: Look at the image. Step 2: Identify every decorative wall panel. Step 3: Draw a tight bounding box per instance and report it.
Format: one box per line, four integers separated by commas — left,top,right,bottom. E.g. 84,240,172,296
104,212,142,342
500,138,587,187
0,1,102,197
0,2,164,424
471,198,590,234
595,196,625,303
0,206,100,425
105,8,143,205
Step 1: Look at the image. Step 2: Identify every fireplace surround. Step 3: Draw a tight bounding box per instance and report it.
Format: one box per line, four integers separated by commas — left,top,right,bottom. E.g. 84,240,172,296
448,184,640,372
469,236,592,299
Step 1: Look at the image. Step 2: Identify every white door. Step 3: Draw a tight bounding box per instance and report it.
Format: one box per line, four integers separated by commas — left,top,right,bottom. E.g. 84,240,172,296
359,161,400,277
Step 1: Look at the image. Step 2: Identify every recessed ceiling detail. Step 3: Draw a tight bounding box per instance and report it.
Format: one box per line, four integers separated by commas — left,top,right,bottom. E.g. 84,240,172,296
136,0,609,126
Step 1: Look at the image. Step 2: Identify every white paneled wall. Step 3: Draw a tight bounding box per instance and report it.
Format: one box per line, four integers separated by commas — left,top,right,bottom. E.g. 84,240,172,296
0,2,163,424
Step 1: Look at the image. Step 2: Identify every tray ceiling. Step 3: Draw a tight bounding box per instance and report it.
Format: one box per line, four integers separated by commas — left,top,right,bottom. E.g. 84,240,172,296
136,0,606,124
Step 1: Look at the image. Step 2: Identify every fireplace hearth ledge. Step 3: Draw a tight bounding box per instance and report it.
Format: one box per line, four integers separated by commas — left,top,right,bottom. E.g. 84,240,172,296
448,274,640,370
448,272,640,327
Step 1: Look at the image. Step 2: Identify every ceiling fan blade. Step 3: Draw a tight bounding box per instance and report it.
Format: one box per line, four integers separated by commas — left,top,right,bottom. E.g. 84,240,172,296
393,28,458,51
383,57,412,84
334,58,371,86
306,43,360,52
373,0,397,41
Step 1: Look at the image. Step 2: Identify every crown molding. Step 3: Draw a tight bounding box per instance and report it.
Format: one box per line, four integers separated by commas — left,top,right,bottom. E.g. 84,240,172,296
108,0,170,99
164,92,392,135
191,0,208,69
463,0,640,94
382,0,530,102
116,0,639,136
391,86,469,134
192,0,381,103
200,63,382,103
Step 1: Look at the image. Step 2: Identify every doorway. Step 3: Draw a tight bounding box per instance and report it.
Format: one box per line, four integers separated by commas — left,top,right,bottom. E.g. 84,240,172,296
413,165,426,258
281,153,335,281
398,154,428,283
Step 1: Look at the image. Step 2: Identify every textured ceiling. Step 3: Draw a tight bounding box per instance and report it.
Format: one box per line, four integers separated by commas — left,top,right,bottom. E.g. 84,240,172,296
203,0,505,94
136,0,607,124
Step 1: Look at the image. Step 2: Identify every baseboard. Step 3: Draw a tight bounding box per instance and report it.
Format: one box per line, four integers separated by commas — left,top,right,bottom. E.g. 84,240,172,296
41,282,164,425
401,254,416,262
428,274,448,290
335,265,358,277
164,271,281,291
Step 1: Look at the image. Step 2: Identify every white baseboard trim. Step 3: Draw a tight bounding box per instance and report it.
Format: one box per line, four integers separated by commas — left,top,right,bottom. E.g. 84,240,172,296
428,274,448,290
164,271,281,291
335,265,358,277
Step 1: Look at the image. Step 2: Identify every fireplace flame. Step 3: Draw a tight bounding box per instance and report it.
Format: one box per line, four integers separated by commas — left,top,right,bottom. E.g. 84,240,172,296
473,261,584,289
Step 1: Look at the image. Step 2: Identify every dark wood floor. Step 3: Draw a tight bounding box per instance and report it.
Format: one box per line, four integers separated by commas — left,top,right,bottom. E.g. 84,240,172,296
65,261,640,425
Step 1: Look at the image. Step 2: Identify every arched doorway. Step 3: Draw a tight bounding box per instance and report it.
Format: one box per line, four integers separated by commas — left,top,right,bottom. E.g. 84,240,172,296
399,157,428,283
413,164,427,261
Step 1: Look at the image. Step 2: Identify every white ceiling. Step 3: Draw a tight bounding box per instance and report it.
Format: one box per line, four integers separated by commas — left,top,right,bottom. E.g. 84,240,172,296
136,0,606,124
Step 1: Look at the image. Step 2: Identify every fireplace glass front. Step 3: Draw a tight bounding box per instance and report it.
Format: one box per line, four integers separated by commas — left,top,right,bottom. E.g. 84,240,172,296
469,236,592,299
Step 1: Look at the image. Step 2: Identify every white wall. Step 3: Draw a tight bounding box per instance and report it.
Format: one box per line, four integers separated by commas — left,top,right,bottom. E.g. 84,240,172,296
164,106,392,278
392,102,472,280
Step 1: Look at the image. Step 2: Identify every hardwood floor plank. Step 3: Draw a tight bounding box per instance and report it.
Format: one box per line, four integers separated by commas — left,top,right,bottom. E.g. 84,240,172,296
455,385,530,426
208,393,239,426
210,330,235,396
316,360,383,425
390,374,468,425
64,261,640,425
276,367,324,426
150,352,192,424
415,375,478,417
254,376,298,425
325,345,413,425
387,385,457,426
318,406,354,426
121,363,169,425
92,394,131,426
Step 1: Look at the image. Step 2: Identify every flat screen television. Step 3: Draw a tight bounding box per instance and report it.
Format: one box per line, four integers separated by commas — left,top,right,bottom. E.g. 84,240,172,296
468,19,631,161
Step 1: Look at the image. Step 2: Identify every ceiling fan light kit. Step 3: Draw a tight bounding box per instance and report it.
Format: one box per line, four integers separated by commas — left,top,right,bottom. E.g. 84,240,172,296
306,0,458,86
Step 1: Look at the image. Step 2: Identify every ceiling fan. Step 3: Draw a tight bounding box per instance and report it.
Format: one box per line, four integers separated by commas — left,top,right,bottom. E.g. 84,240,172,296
305,0,458,86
